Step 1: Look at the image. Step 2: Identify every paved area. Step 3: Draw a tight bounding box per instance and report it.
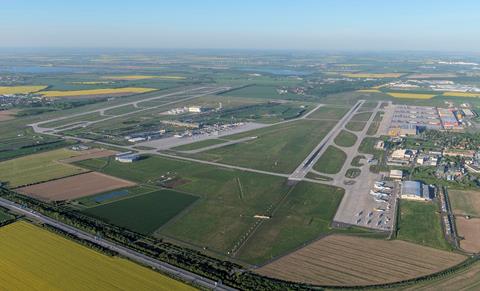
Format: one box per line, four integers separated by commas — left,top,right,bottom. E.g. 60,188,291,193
288,100,364,181
138,123,266,150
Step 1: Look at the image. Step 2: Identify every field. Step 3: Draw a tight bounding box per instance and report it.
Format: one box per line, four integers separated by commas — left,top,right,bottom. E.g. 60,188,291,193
189,120,337,173
84,189,198,235
366,111,384,135
397,200,450,250
40,87,157,98
0,221,194,290
456,217,480,253
172,139,227,151
0,148,87,187
313,146,347,174
103,75,186,80
334,130,357,147
398,261,480,290
0,109,18,121
342,73,404,78
221,85,299,100
345,121,366,131
387,92,436,99
449,189,480,217
257,234,465,286
306,106,350,120
236,182,344,265
16,172,136,201
0,85,47,94
76,155,294,253
350,111,372,122
443,92,480,98
59,148,118,163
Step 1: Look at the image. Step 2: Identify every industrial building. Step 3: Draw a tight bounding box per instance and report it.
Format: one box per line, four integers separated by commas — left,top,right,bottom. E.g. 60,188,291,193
437,108,460,129
400,181,432,201
115,152,140,163
389,169,403,180
388,105,442,136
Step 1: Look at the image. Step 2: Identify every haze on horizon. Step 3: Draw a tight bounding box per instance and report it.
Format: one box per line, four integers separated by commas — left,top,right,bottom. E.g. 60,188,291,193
1,0,479,52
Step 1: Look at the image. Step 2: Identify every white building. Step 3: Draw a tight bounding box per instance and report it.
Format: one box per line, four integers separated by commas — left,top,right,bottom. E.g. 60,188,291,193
390,169,403,180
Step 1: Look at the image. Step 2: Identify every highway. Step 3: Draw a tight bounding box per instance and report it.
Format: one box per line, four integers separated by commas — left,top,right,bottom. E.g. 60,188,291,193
0,197,236,291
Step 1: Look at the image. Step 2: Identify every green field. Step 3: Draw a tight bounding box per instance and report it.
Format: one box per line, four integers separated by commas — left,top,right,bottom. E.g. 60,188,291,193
83,189,198,235
345,168,361,178
306,106,350,120
313,146,347,174
188,120,337,173
221,85,299,100
351,155,366,167
171,139,227,151
350,111,373,122
397,200,451,250
76,156,293,253
366,111,384,135
345,121,367,131
334,130,358,147
236,182,344,265
0,148,87,187
448,190,480,217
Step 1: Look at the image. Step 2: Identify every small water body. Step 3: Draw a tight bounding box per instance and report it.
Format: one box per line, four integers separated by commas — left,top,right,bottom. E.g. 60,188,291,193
94,190,129,203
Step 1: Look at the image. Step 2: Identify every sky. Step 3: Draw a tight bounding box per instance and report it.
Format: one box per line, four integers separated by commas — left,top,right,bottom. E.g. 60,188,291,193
1,0,479,52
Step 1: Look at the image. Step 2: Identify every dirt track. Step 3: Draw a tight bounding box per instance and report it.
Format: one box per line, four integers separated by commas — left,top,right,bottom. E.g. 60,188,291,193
16,172,135,201
256,234,465,286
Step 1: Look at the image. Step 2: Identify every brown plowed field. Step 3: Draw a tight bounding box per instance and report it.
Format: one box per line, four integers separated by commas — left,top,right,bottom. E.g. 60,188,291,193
256,235,465,287
16,172,135,201
0,110,17,121
456,217,480,253
59,149,117,163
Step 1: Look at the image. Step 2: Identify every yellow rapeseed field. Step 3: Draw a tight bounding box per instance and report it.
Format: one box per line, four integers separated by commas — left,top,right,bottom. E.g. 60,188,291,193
343,73,404,78
40,87,156,98
0,85,47,95
0,221,196,291
387,92,436,99
443,92,480,98
103,75,186,80
356,89,381,93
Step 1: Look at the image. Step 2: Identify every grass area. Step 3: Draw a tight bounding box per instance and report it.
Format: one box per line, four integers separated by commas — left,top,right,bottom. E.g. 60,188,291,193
0,148,87,187
76,185,156,207
306,106,350,120
0,221,194,290
345,121,366,131
221,85,299,100
351,155,366,167
367,111,384,135
449,189,480,217
172,139,227,151
76,155,293,253
350,111,373,122
189,120,337,173
83,189,198,235
0,85,47,94
334,130,357,147
40,87,157,98
397,200,451,251
345,168,361,178
313,146,347,174
103,75,186,80
104,105,138,115
41,112,104,128
236,182,344,265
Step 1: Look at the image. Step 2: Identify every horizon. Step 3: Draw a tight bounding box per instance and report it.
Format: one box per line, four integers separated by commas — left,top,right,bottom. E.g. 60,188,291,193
2,0,480,52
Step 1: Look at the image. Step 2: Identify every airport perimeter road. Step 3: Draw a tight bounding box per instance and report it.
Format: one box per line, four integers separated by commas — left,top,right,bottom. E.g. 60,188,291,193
0,197,236,291
29,86,230,133
288,100,364,181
